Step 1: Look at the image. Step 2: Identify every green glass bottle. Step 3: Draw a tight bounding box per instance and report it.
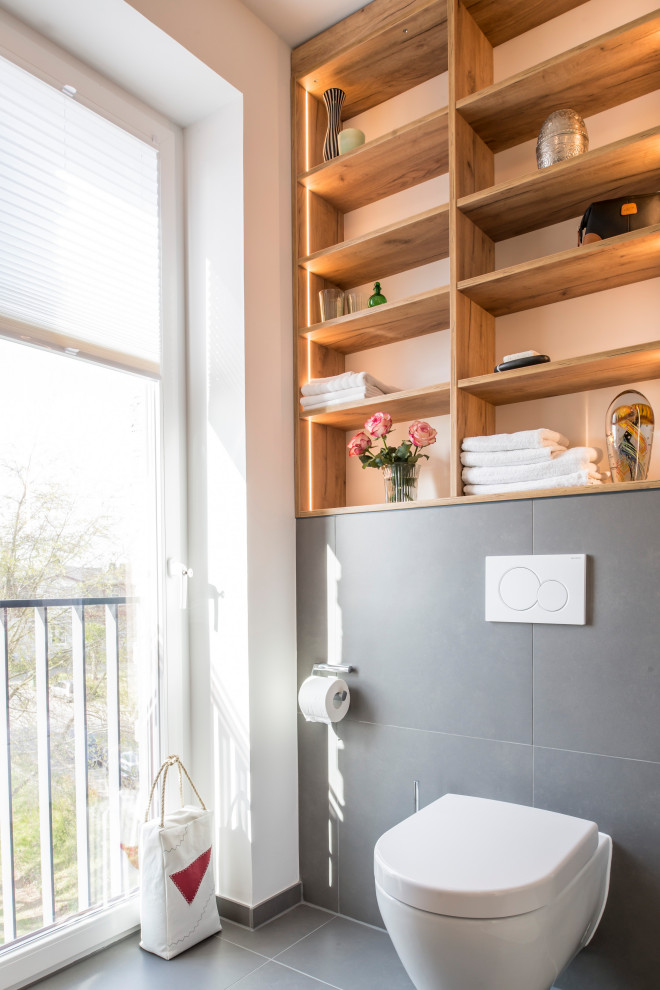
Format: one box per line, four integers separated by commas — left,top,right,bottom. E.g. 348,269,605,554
368,281,387,306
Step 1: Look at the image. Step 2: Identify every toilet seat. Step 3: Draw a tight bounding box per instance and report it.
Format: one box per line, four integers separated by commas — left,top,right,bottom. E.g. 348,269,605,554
375,793,598,919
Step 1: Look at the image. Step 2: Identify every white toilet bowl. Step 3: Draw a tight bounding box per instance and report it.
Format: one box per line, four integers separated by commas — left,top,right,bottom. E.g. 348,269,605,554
374,794,612,990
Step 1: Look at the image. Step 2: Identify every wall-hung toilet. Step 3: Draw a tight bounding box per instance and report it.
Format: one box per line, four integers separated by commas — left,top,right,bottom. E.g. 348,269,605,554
374,794,612,990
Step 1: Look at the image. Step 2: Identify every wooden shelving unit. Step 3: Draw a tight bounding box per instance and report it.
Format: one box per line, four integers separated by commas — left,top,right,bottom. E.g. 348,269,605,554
299,205,449,287
459,341,660,405
294,1,449,118
301,382,451,430
299,109,449,212
462,0,590,46
457,11,660,152
458,127,660,242
300,286,450,353
291,0,660,516
458,227,660,316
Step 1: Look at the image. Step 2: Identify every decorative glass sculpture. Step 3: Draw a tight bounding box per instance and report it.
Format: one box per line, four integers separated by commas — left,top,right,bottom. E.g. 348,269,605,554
605,389,654,482
536,109,588,169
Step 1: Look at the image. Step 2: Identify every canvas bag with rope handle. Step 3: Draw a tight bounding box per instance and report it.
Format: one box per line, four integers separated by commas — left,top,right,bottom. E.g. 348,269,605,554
139,755,221,958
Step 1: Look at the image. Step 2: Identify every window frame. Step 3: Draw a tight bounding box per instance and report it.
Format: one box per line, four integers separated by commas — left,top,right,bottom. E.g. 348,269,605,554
0,13,189,989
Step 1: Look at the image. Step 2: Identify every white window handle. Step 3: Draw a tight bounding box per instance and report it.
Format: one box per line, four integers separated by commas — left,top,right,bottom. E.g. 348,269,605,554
167,559,193,609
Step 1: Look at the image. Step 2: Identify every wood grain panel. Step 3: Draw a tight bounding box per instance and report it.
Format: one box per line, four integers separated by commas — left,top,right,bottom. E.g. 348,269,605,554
299,109,449,213
458,226,660,316
300,287,451,352
292,0,447,119
452,280,495,381
295,85,327,174
451,293,495,494
453,114,494,200
300,382,451,430
464,0,590,46
458,127,660,242
458,11,660,152
299,478,660,516
297,340,346,511
454,205,495,281
454,0,493,102
458,340,660,405
299,205,450,288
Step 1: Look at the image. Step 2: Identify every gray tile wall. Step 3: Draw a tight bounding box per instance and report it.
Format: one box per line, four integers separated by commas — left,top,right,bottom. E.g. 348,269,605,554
296,490,660,989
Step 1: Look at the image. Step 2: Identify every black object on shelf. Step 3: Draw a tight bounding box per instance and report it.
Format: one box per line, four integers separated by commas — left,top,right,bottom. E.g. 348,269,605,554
494,354,551,373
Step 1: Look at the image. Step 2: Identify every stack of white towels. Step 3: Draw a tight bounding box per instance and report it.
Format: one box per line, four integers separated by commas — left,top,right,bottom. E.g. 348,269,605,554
461,429,608,495
300,371,398,411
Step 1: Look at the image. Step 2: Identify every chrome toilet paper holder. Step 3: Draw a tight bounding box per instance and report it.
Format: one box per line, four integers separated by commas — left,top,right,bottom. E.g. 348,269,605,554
312,663,354,675
311,663,354,704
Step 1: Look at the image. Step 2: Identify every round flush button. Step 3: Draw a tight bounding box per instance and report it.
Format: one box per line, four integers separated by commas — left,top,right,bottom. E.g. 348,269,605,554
537,579,568,612
499,567,540,610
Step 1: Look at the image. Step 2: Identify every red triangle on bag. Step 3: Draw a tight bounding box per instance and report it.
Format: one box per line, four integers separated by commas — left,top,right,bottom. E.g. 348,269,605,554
169,847,212,905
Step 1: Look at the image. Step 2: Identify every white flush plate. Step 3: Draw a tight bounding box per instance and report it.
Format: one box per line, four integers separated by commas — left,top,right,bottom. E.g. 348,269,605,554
485,554,586,624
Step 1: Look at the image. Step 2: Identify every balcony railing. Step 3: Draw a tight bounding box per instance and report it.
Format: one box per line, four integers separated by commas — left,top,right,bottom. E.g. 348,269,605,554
0,596,140,946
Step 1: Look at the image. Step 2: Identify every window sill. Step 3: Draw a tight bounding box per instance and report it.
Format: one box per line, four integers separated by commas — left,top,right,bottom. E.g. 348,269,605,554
0,895,139,990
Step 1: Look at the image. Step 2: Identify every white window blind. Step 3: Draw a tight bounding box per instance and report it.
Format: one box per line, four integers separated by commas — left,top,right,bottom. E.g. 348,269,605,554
0,53,161,375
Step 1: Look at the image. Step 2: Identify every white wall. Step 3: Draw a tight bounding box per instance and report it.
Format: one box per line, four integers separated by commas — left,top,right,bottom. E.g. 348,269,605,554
344,0,660,505
125,0,298,907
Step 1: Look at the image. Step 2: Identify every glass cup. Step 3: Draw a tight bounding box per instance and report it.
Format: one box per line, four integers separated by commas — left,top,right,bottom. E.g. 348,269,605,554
345,290,366,314
318,288,344,321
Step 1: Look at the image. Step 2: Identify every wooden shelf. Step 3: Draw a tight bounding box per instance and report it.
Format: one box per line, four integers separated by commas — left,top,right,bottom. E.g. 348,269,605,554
300,381,450,430
458,11,660,152
458,127,660,241
300,286,450,353
299,205,449,288
292,0,591,119
299,109,449,213
464,0,590,47
299,479,660,516
292,0,660,516
292,0,448,119
458,340,660,405
458,226,660,316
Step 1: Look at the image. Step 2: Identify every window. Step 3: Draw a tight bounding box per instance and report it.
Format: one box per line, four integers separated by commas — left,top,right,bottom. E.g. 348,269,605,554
0,23,185,986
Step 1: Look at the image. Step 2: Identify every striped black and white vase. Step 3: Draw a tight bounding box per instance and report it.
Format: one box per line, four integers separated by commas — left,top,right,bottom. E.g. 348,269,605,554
322,88,345,162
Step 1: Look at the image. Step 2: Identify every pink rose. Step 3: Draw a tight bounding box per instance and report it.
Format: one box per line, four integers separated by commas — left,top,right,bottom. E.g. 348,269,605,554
409,420,437,448
364,411,392,438
347,431,371,457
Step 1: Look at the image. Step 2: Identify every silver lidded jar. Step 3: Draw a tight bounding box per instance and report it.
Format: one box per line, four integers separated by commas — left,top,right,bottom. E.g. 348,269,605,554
536,109,589,169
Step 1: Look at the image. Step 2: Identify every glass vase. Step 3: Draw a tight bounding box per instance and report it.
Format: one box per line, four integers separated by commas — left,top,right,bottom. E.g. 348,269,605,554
382,462,420,503
605,389,654,482
322,88,345,162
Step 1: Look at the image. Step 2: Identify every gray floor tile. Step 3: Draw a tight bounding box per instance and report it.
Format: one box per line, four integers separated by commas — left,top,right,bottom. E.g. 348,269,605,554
230,960,340,988
31,931,266,989
533,489,660,761
334,501,533,743
335,720,532,925
275,916,414,989
220,904,334,957
535,746,660,990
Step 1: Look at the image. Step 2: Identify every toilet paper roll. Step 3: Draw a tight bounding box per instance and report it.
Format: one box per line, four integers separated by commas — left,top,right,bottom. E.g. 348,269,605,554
298,675,350,724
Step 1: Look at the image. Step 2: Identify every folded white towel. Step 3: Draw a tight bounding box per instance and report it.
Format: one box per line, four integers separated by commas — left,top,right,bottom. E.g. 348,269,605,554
463,469,605,496
460,445,566,467
301,371,398,396
462,429,569,452
462,448,603,485
300,385,387,409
